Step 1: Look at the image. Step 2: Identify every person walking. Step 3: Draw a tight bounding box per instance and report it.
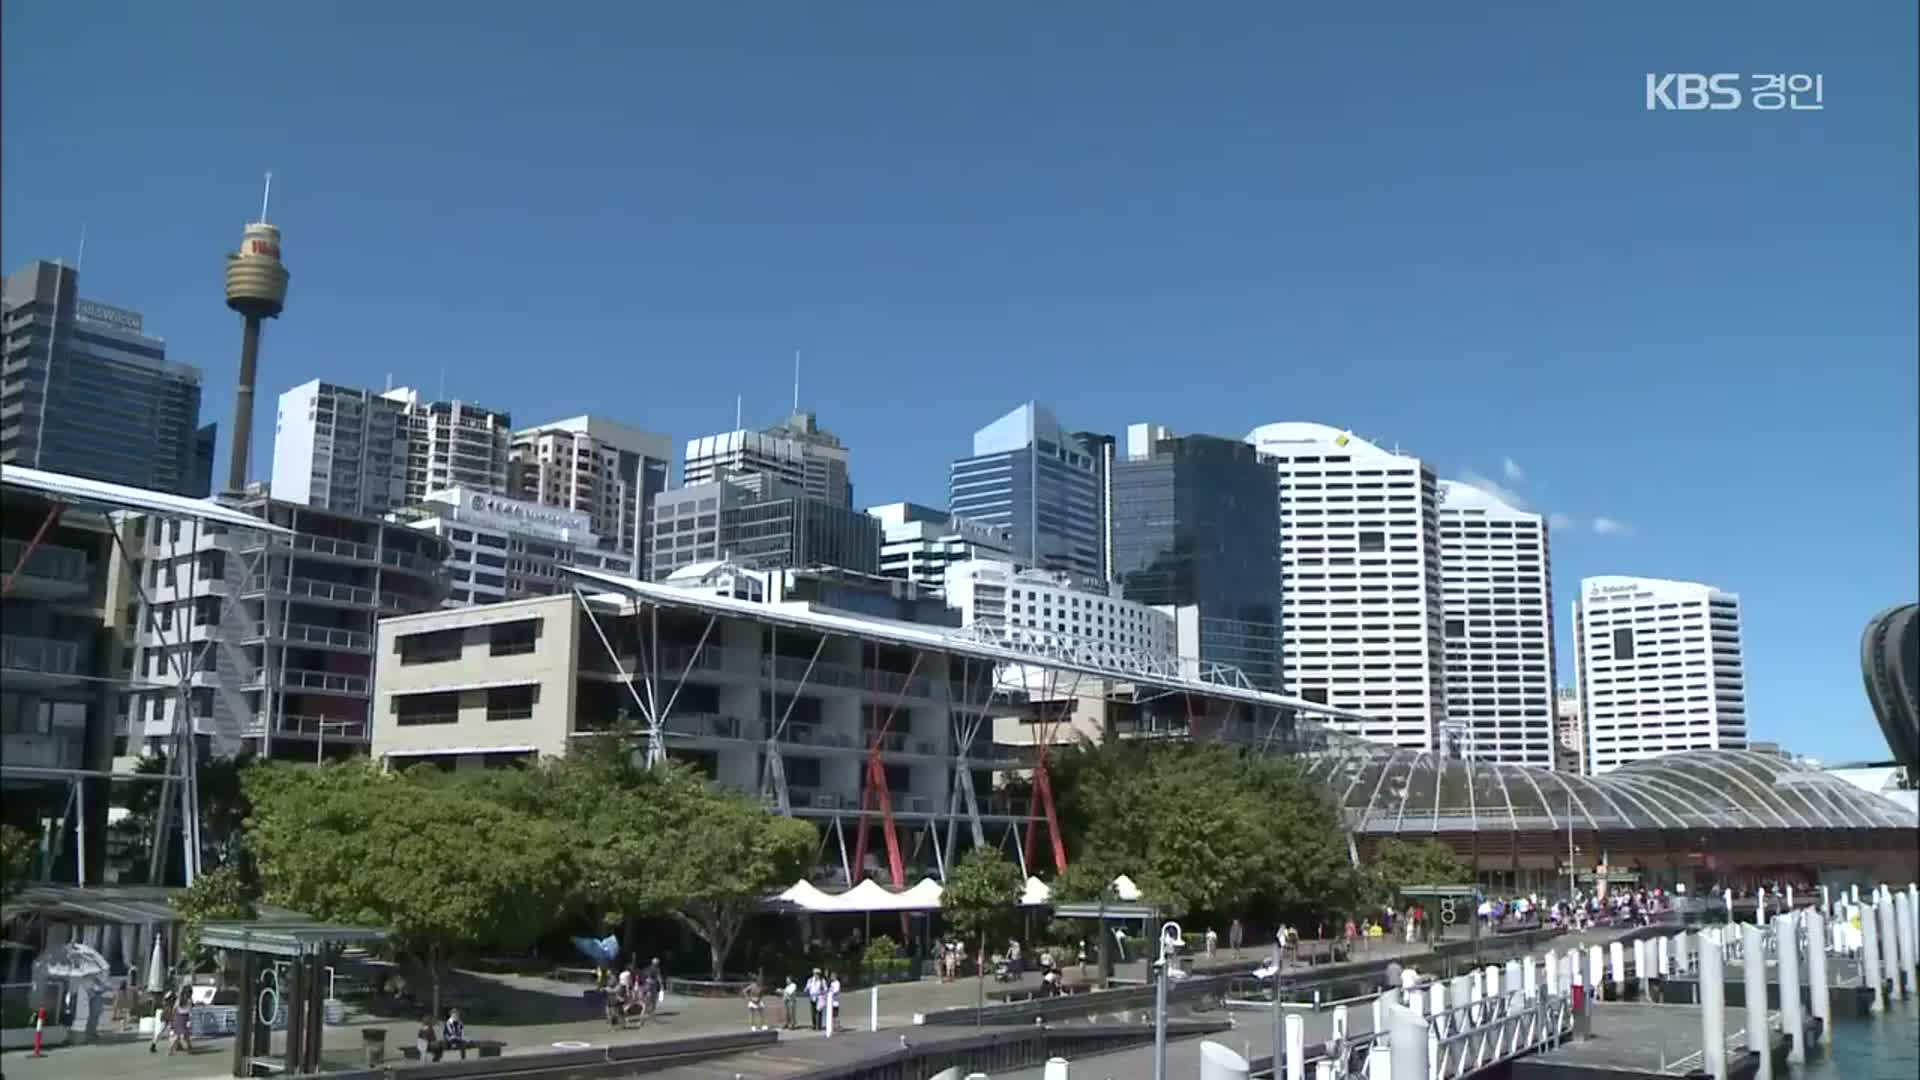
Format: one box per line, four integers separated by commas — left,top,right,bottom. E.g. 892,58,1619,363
805,968,825,1030
1205,927,1218,960
1228,918,1244,956
146,990,171,1054
168,990,193,1056
744,975,767,1031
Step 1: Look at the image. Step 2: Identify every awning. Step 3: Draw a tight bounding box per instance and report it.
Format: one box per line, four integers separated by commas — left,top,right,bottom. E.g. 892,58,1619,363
198,919,388,958
5,884,184,925
1020,876,1053,907
773,878,945,913
1,464,291,534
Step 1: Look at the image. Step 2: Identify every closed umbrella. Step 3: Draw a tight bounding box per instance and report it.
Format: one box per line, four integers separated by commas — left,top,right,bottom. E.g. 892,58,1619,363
146,933,167,994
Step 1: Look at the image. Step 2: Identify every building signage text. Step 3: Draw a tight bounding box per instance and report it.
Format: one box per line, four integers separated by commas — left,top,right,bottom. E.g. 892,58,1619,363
74,300,144,333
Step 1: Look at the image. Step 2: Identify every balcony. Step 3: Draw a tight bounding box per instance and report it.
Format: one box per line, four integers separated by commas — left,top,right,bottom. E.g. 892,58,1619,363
1,635,82,686
242,713,371,741
1,538,90,599
273,669,370,696
245,621,374,652
246,576,377,607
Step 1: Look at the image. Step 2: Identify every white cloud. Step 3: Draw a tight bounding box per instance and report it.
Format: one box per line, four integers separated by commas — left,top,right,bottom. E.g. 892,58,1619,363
1456,470,1530,511
1502,457,1526,483
1592,516,1633,536
1548,512,1576,531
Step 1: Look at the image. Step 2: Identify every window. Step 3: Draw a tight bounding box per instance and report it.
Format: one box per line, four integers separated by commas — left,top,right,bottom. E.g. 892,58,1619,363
489,619,540,656
1612,627,1635,661
397,628,465,665
1444,618,1465,639
1358,531,1385,552
486,684,538,721
393,692,461,726
1302,687,1329,704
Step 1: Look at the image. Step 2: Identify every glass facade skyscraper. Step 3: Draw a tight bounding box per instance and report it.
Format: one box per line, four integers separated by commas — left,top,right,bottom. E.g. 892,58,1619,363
2,260,212,495
1110,425,1282,691
949,402,1106,587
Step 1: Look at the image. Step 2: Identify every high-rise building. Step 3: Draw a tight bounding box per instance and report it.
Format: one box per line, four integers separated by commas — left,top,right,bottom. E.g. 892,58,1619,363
122,489,449,760
1573,575,1749,773
1555,688,1585,774
683,411,853,508
1436,479,1557,768
647,474,880,580
511,415,673,577
1111,424,1282,691
271,380,412,515
379,387,512,502
1246,422,1447,750
2,260,213,495
867,501,1012,594
392,486,635,607
949,402,1106,587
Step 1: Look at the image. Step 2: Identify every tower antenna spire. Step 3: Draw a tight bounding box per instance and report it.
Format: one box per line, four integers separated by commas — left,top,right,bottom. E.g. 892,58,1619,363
76,222,88,272
792,349,801,413
260,172,273,224
735,394,743,430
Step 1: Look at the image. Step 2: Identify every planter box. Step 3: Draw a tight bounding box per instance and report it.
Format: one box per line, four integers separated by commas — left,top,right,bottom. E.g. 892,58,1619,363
1,1024,70,1050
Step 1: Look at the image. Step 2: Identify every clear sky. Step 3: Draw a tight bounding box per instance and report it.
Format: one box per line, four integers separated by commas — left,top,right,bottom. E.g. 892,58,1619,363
5,2,1914,762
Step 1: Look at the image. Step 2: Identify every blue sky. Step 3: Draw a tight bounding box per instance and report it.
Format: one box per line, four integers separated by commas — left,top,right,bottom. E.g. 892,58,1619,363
5,2,1914,761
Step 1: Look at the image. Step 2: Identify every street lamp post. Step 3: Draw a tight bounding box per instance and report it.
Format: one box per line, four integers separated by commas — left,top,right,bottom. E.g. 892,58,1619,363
1153,920,1182,1080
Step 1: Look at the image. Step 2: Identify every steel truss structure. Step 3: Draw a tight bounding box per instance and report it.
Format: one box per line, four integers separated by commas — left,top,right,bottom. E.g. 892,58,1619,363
563,566,1367,886
1,465,289,887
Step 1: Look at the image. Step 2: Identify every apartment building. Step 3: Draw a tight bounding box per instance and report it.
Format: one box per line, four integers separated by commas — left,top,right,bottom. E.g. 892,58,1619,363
949,402,1107,587
380,387,512,502
272,381,513,517
1436,479,1557,768
867,501,1011,594
2,260,214,496
510,415,673,576
1246,422,1446,751
123,489,449,759
1573,575,1749,773
941,558,1177,666
684,411,852,508
1555,688,1585,774
393,486,633,607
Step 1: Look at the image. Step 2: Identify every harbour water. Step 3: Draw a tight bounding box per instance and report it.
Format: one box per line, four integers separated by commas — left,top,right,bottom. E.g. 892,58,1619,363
1802,995,1919,1079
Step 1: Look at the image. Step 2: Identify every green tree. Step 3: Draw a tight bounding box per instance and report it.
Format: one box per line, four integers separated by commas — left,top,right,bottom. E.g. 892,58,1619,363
1366,838,1471,905
0,823,33,900
941,846,1020,1017
242,762,576,1016
652,777,817,978
172,863,260,962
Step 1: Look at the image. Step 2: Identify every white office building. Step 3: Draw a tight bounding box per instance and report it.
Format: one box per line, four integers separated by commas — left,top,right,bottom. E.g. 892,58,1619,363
941,559,1177,667
378,387,513,503
684,411,852,508
1245,422,1447,751
1436,479,1557,768
392,487,633,607
1555,688,1585,774
1572,575,1749,773
510,415,673,576
868,501,1012,594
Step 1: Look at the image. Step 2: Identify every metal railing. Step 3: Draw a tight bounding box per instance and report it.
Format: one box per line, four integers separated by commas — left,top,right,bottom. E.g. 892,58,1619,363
277,669,370,694
1318,990,1572,1080
0,635,80,675
246,576,377,605
1,538,88,584
244,714,370,739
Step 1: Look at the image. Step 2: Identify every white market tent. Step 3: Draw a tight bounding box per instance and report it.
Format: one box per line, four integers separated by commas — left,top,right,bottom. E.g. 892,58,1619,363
1020,876,1053,907
775,878,944,913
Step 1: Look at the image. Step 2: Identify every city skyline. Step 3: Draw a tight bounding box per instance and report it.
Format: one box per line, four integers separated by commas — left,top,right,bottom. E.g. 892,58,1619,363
3,1,1913,762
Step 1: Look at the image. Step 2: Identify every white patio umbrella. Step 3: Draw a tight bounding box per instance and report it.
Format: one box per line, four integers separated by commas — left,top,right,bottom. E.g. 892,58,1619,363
37,942,111,980
146,932,168,993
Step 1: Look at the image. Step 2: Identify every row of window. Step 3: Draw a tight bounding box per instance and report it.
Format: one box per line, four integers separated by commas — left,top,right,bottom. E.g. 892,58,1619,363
395,618,541,664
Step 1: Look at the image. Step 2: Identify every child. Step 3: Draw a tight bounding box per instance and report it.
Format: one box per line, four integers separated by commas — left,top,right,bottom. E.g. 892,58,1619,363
743,976,767,1032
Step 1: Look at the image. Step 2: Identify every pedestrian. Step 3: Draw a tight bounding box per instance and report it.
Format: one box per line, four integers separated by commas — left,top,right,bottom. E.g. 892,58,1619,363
1076,939,1089,975
1204,927,1218,959
415,1014,437,1062
442,1008,468,1060
805,968,824,1030
1229,918,1244,956
168,989,193,1055
825,971,842,1031
744,975,767,1031
147,990,171,1054
780,974,799,1030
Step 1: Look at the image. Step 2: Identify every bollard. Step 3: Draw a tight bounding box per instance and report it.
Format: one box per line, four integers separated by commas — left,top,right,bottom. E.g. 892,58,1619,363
1522,955,1537,1001
1894,892,1918,998
1044,1059,1070,1080
1909,884,1919,957
1699,928,1729,1080
1863,894,1886,1013
1787,885,1794,911
1726,889,1735,923
1505,960,1521,998
1634,939,1649,999
1200,1042,1250,1080
871,985,880,1033
32,1007,43,1057
1805,910,1831,1047
1676,931,1690,977
1821,884,1831,920
1757,887,1767,924
1566,949,1581,993
1773,914,1803,1064
1742,923,1772,1080
1570,971,1590,1041
1331,1004,1349,1044
1484,965,1502,1005
1427,980,1445,1018
1877,897,1903,1003
1609,942,1625,1000
1371,992,1384,1036
826,988,836,1038
1365,1043,1390,1080
1385,1002,1428,1080
1587,947,1603,997
1544,951,1558,1000
1283,1014,1305,1080
1657,936,1670,979
1850,884,1860,905
1315,1063,1334,1080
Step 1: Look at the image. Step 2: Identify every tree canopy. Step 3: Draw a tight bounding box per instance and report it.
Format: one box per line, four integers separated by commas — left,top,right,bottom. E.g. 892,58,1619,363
0,823,31,900
1047,741,1362,923
1365,838,1472,905
941,846,1021,950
